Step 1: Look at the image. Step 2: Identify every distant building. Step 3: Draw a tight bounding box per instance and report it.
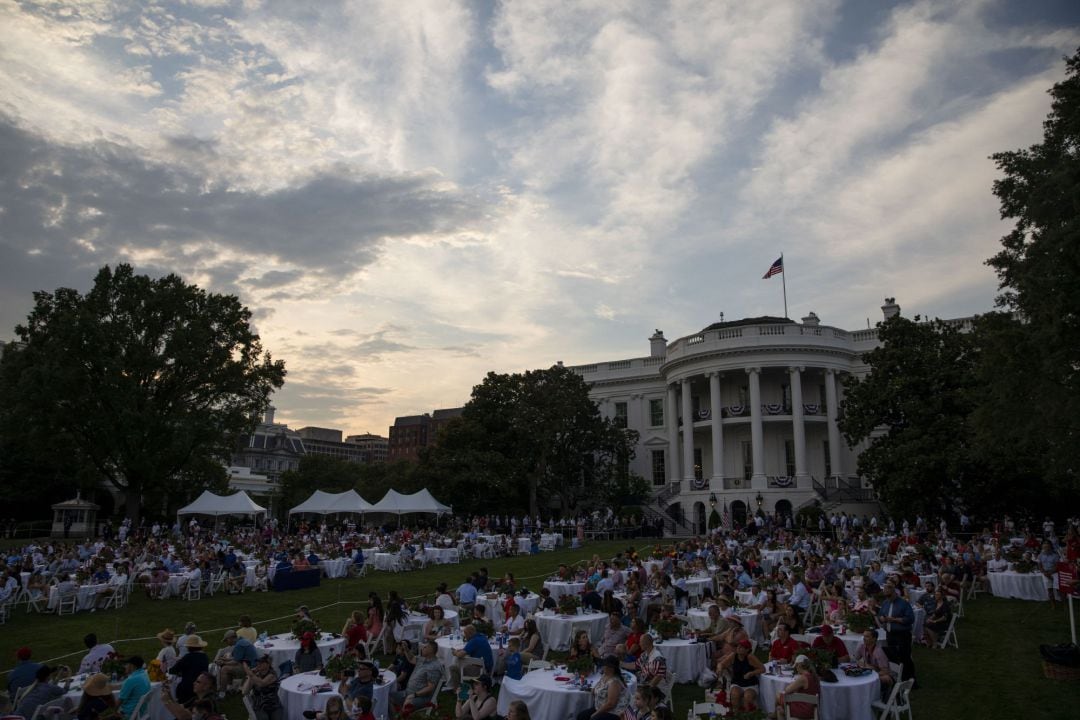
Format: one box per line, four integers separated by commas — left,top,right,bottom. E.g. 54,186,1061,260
345,433,389,464
231,406,306,484
388,407,463,462
297,426,370,464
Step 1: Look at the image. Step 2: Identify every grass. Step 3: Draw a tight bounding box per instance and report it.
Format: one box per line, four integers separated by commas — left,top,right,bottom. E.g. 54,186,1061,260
3,541,1079,719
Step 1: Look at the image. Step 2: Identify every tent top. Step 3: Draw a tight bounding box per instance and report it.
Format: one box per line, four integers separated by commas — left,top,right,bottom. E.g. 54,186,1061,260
289,489,372,515
369,488,452,516
177,490,267,517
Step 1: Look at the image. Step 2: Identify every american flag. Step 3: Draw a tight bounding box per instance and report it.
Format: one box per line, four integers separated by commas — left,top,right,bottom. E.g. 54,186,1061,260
762,256,784,279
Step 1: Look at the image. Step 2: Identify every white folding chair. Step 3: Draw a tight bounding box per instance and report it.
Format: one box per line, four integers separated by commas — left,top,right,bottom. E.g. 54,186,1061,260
526,659,551,672
410,677,444,717
28,697,67,720
872,678,913,720
185,577,201,601
784,693,819,720
938,614,959,649
205,571,226,597
129,689,153,720
888,660,903,682
241,694,257,720
57,589,77,616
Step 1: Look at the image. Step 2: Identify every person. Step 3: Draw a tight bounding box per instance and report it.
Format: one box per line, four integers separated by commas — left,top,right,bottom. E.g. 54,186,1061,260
365,593,384,643
776,655,820,720
449,625,493,692
435,583,455,611
343,661,377,708
7,646,41,697
520,618,544,662
501,637,524,680
307,695,348,720
390,640,415,690
567,630,596,666
1038,541,1061,610
454,675,497,720
392,639,442,714
622,634,671,703
810,625,850,664
456,576,478,612
597,612,630,658
343,609,369,651
538,587,557,611
923,589,953,648
877,582,916,688
294,632,323,674
78,634,115,675
162,672,218,720
717,639,764,713
502,603,526,637
854,629,895,693
242,655,283,720
156,629,179,674
177,623,198,658
769,623,800,663
352,696,375,720
624,618,646,660
75,672,118,720
118,656,151,719
170,636,210,704
385,598,410,653
505,698,531,720
236,616,257,643
576,655,628,720
217,628,258,695
423,606,450,641
14,665,71,719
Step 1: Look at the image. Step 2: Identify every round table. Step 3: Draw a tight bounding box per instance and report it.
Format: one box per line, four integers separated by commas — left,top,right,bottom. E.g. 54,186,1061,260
255,632,347,671
406,609,460,637
373,553,396,571
423,547,460,564
687,608,762,640
277,669,394,719
535,610,609,651
859,549,879,566
988,571,1048,601
495,668,636,719
479,593,541,627
48,583,107,612
804,628,884,658
63,675,169,720
762,550,794,572
758,667,880,720
652,637,708,683
517,537,533,553
320,558,350,578
243,561,260,588
434,636,495,679
681,575,714,595
542,581,585,601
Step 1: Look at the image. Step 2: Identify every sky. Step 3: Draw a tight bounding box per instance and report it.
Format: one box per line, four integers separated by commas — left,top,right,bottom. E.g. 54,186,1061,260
1,0,1078,437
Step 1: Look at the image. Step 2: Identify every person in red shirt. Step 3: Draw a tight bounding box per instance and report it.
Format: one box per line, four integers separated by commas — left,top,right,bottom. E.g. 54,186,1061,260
810,625,850,664
769,623,801,663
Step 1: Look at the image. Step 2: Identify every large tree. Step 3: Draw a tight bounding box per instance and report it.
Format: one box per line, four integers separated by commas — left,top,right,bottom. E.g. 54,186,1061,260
839,315,980,520
981,47,1080,498
0,264,285,523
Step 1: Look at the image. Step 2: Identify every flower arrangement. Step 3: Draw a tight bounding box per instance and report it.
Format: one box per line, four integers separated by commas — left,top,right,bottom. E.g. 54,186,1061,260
1004,546,1025,564
766,541,781,551
557,593,581,615
99,652,126,678
653,616,683,639
291,618,319,640
383,542,401,553
1013,559,1036,574
566,654,594,678
474,619,496,638
324,653,358,679
806,647,836,674
557,566,574,581
843,609,877,633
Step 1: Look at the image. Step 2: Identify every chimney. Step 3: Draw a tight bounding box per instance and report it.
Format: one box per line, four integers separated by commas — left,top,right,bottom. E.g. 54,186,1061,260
264,405,276,425
649,329,667,358
881,297,900,320
801,312,820,327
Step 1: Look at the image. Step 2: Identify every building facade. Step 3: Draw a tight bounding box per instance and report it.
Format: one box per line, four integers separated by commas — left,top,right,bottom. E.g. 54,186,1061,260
387,407,463,462
345,433,389,464
297,426,371,464
568,299,926,531
231,406,306,484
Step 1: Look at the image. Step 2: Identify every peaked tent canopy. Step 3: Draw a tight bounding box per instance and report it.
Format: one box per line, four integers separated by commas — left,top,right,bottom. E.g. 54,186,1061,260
289,489,372,515
177,490,267,518
369,488,452,516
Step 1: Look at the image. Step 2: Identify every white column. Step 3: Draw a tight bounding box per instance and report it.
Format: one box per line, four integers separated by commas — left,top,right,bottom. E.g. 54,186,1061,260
825,369,842,478
789,366,808,486
681,378,695,484
666,384,680,483
747,367,766,488
709,372,723,484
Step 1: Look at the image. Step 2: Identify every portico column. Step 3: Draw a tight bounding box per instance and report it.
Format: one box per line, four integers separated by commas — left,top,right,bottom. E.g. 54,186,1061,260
747,367,766,488
825,369,843,479
789,366,809,486
681,379,695,485
708,372,723,484
666,383,680,483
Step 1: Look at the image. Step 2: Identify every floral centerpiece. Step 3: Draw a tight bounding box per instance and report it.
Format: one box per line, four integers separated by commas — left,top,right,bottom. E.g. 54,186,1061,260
291,618,319,640
765,540,781,551
383,542,401,553
843,608,877,634
1013,559,1037,574
557,566,575,581
557,593,581,615
99,652,126,678
1004,546,1025,564
324,652,358,679
474,619,495,638
653,616,683,640
805,647,838,681
566,654,594,678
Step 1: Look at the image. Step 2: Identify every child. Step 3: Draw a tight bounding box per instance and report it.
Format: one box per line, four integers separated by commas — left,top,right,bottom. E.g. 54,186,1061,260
354,695,375,720
503,637,523,680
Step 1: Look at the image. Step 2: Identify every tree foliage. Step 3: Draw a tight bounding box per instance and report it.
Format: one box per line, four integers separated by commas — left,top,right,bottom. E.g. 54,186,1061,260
982,47,1080,496
0,264,285,522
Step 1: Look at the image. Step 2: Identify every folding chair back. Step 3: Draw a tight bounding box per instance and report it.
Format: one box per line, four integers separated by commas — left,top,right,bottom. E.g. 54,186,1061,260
784,693,819,720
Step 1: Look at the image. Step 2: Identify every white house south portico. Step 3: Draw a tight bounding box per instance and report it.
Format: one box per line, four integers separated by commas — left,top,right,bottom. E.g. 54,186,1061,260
569,300,911,532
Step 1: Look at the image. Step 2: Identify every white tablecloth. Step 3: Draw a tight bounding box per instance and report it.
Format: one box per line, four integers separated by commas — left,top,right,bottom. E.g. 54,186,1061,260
541,533,563,547
63,675,169,720
687,608,762,640
277,670,393,719
434,636,495,678
255,633,347,671
804,628,884,658
373,553,396,571
759,668,880,720
681,575,714,595
406,610,460,636
518,537,533,553
423,547,460,564
479,593,541,627
543,581,585,601
535,611,608,651
243,561,260,588
859,549,879,566
320,558,350,578
988,571,1047,601
496,670,636,720
653,638,708,683
48,583,107,611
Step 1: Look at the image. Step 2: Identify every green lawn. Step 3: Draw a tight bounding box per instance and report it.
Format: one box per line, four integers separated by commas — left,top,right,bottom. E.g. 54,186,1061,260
2,540,1079,719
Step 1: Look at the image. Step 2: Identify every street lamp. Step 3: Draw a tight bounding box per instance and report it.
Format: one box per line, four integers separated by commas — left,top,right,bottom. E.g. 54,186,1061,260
755,492,764,509
708,493,717,533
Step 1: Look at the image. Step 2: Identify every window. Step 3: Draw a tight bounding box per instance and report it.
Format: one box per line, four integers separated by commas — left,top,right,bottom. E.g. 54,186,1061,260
649,398,664,426
614,402,628,429
824,440,832,478
784,439,795,477
781,383,791,412
693,448,703,480
741,441,753,480
738,385,749,407
651,450,666,485
819,384,828,411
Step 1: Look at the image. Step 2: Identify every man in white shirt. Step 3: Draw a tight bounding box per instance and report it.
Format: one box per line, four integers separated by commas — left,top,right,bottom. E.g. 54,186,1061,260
78,633,115,674
747,582,768,610
986,551,1008,573
502,603,525,637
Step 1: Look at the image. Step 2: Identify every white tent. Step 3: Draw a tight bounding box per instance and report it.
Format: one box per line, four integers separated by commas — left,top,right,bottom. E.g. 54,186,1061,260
369,488,452,517
177,490,267,518
288,489,372,516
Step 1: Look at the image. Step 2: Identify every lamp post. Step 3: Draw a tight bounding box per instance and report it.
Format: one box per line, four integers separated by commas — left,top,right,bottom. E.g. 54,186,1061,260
755,492,764,516
708,492,717,533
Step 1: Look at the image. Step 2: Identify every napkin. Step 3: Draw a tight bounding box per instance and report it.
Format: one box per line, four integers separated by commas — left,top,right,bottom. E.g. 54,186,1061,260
554,676,571,681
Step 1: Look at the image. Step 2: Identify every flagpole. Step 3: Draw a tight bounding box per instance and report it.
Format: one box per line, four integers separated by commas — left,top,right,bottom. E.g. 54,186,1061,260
781,253,788,318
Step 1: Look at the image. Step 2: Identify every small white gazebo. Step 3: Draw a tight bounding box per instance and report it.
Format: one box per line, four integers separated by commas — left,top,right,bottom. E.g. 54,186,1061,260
50,493,99,538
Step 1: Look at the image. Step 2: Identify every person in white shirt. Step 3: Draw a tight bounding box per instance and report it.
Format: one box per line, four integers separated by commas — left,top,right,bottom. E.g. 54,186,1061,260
502,603,525,636
986,552,1008,573
78,634,115,675
747,582,768,610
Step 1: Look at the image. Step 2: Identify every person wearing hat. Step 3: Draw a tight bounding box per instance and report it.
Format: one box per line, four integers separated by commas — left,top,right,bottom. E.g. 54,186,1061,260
7,646,41,697
13,665,72,719
810,625,850,664
716,639,765,713
776,655,820,720
455,675,496,720
75,673,117,720
575,656,628,720
156,630,178,674
216,629,257,696
118,656,150,719
242,655,283,720
177,623,198,659
169,635,209,704
717,613,749,657
294,632,323,674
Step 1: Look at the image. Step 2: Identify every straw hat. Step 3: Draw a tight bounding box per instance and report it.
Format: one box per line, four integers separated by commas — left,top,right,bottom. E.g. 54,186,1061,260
157,629,175,644
83,673,112,697
184,635,208,649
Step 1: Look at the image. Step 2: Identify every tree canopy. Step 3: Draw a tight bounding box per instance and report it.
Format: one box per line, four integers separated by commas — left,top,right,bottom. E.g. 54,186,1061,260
0,264,285,522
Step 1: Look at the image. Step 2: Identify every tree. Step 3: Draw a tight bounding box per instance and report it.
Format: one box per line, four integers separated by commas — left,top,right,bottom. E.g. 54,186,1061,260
982,47,1080,499
0,264,285,524
839,315,980,520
